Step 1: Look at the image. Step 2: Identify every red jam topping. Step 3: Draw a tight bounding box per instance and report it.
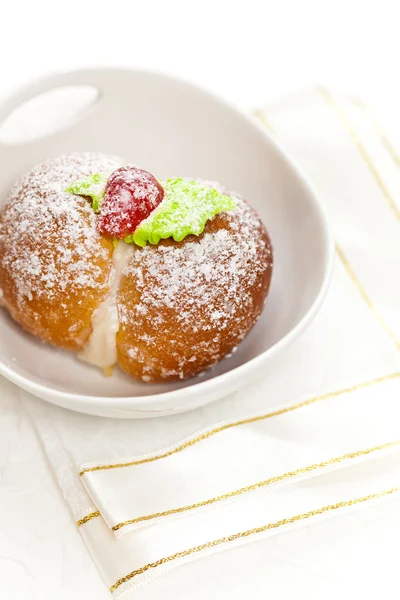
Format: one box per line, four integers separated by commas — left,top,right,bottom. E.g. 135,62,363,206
97,166,164,239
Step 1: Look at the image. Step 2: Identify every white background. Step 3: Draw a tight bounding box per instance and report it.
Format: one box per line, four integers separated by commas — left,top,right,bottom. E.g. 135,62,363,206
1,1,400,598
1,0,400,111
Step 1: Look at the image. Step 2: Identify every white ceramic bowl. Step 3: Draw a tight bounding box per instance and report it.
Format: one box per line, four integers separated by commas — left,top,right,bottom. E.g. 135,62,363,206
0,69,334,418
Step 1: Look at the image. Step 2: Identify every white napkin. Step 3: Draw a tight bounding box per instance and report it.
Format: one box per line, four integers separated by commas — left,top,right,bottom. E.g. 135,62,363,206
13,87,400,596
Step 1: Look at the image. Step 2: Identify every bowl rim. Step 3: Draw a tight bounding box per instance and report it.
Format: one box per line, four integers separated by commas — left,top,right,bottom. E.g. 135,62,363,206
0,67,335,410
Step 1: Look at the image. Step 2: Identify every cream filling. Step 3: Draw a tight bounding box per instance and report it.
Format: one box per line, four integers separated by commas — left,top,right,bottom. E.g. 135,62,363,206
79,241,134,369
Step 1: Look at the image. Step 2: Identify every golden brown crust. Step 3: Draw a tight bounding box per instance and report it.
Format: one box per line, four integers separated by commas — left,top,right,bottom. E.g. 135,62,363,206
0,209,113,351
116,197,272,382
0,153,120,351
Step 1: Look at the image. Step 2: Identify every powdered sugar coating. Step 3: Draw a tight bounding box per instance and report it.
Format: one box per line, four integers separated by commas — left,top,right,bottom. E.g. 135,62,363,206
117,189,273,381
0,152,122,349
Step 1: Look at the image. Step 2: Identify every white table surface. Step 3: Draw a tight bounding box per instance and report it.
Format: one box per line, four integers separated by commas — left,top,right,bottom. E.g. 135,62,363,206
1,1,400,598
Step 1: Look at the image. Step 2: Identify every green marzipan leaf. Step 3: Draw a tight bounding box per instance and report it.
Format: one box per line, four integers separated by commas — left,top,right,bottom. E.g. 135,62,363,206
128,178,236,247
65,172,110,212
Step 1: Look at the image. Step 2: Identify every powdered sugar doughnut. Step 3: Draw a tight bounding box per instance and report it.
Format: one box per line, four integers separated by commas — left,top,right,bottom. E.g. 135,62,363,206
0,153,121,350
0,153,273,382
117,197,272,381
